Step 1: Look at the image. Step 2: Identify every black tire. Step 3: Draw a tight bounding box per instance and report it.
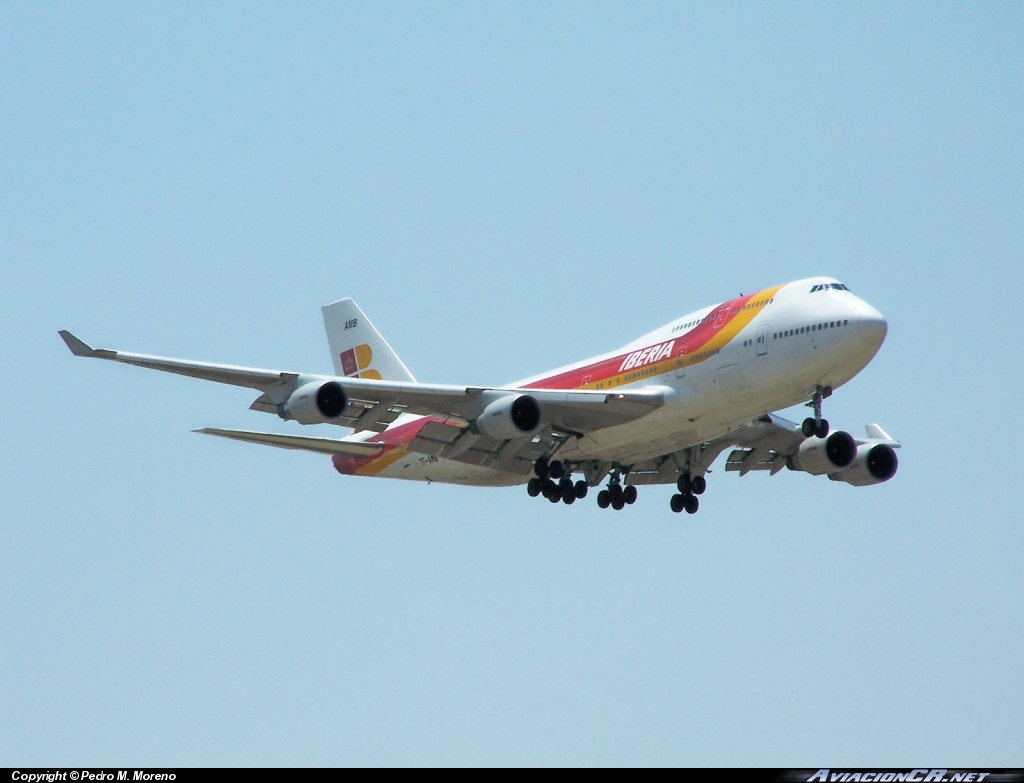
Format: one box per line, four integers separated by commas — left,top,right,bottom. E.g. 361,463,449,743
676,474,692,494
543,479,559,500
691,475,706,495
549,460,565,480
561,481,576,504
609,484,623,504
562,489,576,505
597,489,611,509
574,480,588,499
612,497,625,511
684,495,699,514
802,418,816,437
816,419,830,438
527,478,542,497
624,485,637,505
548,489,561,503
534,458,549,480
670,494,685,513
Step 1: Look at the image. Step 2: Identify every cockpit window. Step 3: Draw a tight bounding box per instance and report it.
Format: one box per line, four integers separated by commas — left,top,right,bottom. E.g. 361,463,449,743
810,283,851,293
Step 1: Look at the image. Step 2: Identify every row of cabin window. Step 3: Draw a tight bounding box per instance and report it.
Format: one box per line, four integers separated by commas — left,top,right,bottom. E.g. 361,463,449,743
672,297,775,333
773,319,850,339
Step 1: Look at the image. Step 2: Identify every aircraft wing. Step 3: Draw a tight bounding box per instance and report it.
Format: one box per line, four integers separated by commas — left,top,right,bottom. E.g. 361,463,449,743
60,331,666,436
627,413,900,484
195,428,385,457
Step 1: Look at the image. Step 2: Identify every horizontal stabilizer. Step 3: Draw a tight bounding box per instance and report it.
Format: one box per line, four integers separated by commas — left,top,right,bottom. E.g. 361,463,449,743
195,428,384,456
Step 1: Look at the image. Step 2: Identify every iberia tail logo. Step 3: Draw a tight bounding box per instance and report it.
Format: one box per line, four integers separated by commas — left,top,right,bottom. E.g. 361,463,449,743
339,344,382,380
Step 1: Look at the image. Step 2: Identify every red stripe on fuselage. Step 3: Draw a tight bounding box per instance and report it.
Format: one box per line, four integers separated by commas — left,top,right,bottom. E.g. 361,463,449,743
523,293,757,390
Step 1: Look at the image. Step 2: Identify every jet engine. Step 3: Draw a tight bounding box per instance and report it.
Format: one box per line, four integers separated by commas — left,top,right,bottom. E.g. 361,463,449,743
789,430,857,475
279,380,348,425
828,443,899,486
474,394,542,440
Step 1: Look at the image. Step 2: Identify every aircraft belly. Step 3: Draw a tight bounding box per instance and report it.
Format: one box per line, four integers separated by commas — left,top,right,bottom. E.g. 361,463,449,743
374,452,523,487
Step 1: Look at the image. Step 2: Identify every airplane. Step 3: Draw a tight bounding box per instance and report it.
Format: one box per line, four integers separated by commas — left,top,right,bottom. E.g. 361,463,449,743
59,276,899,514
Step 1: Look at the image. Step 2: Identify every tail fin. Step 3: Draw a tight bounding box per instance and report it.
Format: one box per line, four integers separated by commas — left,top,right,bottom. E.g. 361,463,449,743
321,299,416,382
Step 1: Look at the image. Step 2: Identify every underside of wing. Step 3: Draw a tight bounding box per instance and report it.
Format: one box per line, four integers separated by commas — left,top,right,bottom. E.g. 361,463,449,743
625,414,804,484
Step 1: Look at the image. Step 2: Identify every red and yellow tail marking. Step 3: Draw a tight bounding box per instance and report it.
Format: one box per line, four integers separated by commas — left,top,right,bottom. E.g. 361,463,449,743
339,343,382,380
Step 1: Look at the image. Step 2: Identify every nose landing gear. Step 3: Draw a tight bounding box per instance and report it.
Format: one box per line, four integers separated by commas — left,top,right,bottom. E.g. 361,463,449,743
802,385,832,438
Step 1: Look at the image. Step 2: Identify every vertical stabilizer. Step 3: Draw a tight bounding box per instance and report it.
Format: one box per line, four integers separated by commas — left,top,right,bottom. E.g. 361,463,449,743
321,299,416,382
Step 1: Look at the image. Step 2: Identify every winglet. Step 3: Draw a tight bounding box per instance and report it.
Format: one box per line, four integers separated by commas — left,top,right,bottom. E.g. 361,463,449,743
865,423,892,441
864,423,900,447
59,330,98,357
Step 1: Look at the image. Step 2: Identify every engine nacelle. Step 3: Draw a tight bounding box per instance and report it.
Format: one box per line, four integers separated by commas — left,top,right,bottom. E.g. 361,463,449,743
279,380,348,425
474,394,542,440
788,430,857,475
828,443,899,486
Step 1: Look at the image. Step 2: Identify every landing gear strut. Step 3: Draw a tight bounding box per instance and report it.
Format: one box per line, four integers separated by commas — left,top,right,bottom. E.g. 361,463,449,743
802,385,832,439
670,472,704,514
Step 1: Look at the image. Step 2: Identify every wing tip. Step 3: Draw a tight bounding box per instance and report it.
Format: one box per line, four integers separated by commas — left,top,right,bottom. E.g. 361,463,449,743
58,330,97,357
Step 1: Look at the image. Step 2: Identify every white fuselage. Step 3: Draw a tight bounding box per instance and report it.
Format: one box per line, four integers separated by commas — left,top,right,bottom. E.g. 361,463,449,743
339,277,888,485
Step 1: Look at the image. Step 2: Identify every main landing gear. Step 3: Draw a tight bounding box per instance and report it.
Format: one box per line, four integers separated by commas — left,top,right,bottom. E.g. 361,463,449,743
669,472,705,514
528,458,588,505
596,474,636,511
802,385,832,439
528,458,708,515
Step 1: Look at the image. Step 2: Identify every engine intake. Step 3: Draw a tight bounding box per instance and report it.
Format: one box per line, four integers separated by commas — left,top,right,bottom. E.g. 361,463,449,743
829,443,899,486
789,430,857,475
474,394,542,440
280,380,348,424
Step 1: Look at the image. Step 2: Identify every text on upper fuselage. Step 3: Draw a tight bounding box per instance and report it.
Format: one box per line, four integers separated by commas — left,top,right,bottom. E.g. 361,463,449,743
618,340,676,373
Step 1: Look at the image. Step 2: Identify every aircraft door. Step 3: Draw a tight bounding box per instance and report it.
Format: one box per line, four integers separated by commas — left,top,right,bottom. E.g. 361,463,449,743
674,345,688,379
756,324,769,356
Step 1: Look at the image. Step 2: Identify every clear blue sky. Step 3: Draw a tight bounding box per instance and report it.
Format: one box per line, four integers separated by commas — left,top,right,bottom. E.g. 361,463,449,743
2,2,1022,766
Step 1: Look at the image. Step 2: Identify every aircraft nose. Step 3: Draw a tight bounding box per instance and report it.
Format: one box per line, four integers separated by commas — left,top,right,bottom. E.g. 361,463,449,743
857,305,888,349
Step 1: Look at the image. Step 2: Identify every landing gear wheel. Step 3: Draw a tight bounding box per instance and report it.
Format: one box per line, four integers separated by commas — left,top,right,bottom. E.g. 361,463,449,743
597,489,611,509
802,418,817,437
670,494,684,513
684,495,699,514
624,485,637,505
527,478,542,497
676,474,692,494
691,475,706,495
549,460,565,480
542,479,559,500
534,458,549,480
612,497,625,511
547,488,561,503
574,480,588,499
609,484,623,505
559,479,575,504
815,419,830,438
